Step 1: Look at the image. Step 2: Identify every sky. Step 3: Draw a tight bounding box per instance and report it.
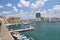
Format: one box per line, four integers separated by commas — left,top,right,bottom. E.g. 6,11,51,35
0,0,60,19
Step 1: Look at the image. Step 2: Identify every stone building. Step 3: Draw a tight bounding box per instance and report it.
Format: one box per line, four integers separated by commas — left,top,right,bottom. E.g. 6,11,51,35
51,18,59,22
44,17,49,22
7,17,21,23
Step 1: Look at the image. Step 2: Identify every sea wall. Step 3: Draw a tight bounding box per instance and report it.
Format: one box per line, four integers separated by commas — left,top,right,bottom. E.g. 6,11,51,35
1,24,14,40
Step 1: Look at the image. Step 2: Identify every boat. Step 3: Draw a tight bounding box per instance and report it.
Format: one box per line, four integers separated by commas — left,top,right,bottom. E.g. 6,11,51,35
12,32,32,40
9,24,34,32
23,22,29,24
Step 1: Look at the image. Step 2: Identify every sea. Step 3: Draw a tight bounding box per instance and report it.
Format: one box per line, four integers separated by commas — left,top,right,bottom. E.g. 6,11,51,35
8,21,60,40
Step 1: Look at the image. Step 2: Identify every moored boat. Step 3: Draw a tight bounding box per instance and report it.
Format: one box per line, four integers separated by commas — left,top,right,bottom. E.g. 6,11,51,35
12,32,33,40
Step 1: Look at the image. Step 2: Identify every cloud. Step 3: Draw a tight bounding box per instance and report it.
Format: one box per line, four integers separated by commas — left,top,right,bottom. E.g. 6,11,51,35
30,0,47,9
18,0,48,9
6,3,13,7
14,10,40,19
1,11,11,14
3,5,60,19
41,5,60,18
0,5,4,9
0,13,2,15
14,10,29,19
29,11,36,19
18,4,22,7
13,6,18,12
18,0,30,7
43,0,48,2
13,10,35,19
41,10,47,17
53,5,60,10
0,11,11,16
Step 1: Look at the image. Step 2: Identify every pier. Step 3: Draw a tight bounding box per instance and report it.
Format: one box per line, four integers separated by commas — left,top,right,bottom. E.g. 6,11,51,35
10,26,34,32
0,19,19,40
1,25,14,40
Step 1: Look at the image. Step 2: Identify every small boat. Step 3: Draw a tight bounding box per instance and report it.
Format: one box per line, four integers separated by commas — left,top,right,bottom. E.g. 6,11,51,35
23,22,29,24
12,32,31,40
10,24,34,32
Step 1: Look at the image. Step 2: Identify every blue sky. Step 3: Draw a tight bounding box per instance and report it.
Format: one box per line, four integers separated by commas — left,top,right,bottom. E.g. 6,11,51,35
0,0,60,19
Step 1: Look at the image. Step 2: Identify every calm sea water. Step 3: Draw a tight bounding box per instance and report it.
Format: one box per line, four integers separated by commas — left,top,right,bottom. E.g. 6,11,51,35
9,22,60,40
22,22,60,40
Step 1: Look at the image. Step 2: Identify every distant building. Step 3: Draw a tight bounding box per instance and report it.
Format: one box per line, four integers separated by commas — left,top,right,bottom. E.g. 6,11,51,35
36,13,41,18
51,18,59,22
41,17,44,22
59,18,60,21
44,17,49,22
36,13,41,21
7,17,21,23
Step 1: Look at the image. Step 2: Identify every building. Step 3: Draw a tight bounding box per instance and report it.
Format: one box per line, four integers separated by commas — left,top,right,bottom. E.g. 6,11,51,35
51,18,59,22
7,17,21,23
36,13,41,18
41,17,44,22
59,18,60,21
44,17,49,22
36,13,41,21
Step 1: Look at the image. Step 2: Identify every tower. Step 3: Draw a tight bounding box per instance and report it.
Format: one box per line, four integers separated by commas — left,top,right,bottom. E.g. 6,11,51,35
36,13,41,18
36,13,41,21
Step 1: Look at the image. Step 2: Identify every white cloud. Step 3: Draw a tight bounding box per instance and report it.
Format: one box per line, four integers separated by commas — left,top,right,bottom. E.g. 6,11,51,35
0,13,2,15
41,10,47,17
53,5,60,10
29,11,36,19
0,11,11,16
43,0,48,2
14,10,29,19
19,0,30,7
18,4,22,7
1,11,11,14
13,10,35,19
0,5,4,8
41,5,60,18
30,0,47,9
18,0,48,9
6,3,13,7
14,10,41,19
30,3,37,9
13,6,18,12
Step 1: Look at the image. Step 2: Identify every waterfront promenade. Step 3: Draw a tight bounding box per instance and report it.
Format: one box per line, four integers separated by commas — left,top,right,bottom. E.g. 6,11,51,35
1,24,14,40
0,19,15,40
1,23,23,40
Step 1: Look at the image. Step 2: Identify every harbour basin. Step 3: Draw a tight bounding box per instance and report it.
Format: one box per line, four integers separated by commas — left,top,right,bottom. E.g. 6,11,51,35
7,22,60,40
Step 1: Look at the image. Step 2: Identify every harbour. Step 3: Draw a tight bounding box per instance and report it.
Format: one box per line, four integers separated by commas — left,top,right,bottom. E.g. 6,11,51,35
9,22,60,40
7,24,34,40
0,0,60,40
0,16,60,40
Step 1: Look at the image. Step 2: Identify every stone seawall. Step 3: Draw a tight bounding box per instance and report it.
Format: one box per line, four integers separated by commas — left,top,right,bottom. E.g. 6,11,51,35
1,24,14,40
